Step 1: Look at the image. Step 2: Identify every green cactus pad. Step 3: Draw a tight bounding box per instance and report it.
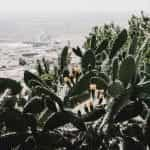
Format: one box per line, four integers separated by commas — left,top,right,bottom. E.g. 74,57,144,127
90,34,97,50
35,86,64,111
98,72,110,83
129,36,137,55
108,80,124,98
59,46,69,72
96,39,109,55
0,78,22,95
90,76,108,90
43,111,86,131
67,70,97,97
72,46,83,57
81,50,96,72
136,81,150,94
24,70,44,88
36,60,44,76
110,29,128,59
112,57,119,81
29,79,44,88
119,55,136,87
42,57,50,74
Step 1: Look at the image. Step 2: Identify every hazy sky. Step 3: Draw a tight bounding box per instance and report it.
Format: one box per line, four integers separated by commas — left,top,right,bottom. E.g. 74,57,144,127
0,0,149,13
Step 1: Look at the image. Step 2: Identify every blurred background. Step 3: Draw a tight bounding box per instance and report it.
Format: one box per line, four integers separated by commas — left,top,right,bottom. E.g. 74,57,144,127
0,0,149,79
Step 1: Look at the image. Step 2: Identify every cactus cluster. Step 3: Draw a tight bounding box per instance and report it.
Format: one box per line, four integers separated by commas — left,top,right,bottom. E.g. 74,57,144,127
0,12,150,150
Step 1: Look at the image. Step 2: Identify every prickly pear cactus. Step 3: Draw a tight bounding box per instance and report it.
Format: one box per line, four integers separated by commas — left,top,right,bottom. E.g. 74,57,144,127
98,72,110,83
136,81,150,94
96,39,109,55
129,36,137,55
67,70,97,97
110,29,128,59
81,50,96,72
42,57,50,74
119,55,136,87
59,46,69,72
108,80,124,98
36,60,44,76
90,76,108,90
90,34,97,50
72,46,83,57
24,70,44,88
0,78,22,95
112,57,119,81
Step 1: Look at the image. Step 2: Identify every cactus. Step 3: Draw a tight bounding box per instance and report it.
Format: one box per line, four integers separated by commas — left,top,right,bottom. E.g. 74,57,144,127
0,133,31,148
95,39,109,55
0,109,29,133
81,50,96,72
28,79,44,88
90,76,108,90
122,51,127,59
101,58,111,74
98,72,110,83
36,60,44,76
45,96,58,112
129,36,138,55
0,78,22,95
43,111,86,131
119,55,136,87
66,70,97,97
110,29,128,59
136,37,150,66
18,136,36,150
72,46,83,57
23,96,45,114
42,57,50,74
143,109,150,144
112,57,119,81
63,68,70,78
59,46,69,72
96,51,108,63
90,34,97,50
22,113,37,132
24,70,45,88
1,95,17,109
69,91,90,106
81,106,105,122
108,80,124,98
40,73,55,87
100,88,131,134
35,86,64,111
0,13,150,150
114,100,143,123
136,81,150,94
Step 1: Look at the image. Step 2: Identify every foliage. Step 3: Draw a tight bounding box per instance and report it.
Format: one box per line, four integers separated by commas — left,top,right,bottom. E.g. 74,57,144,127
0,12,150,150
